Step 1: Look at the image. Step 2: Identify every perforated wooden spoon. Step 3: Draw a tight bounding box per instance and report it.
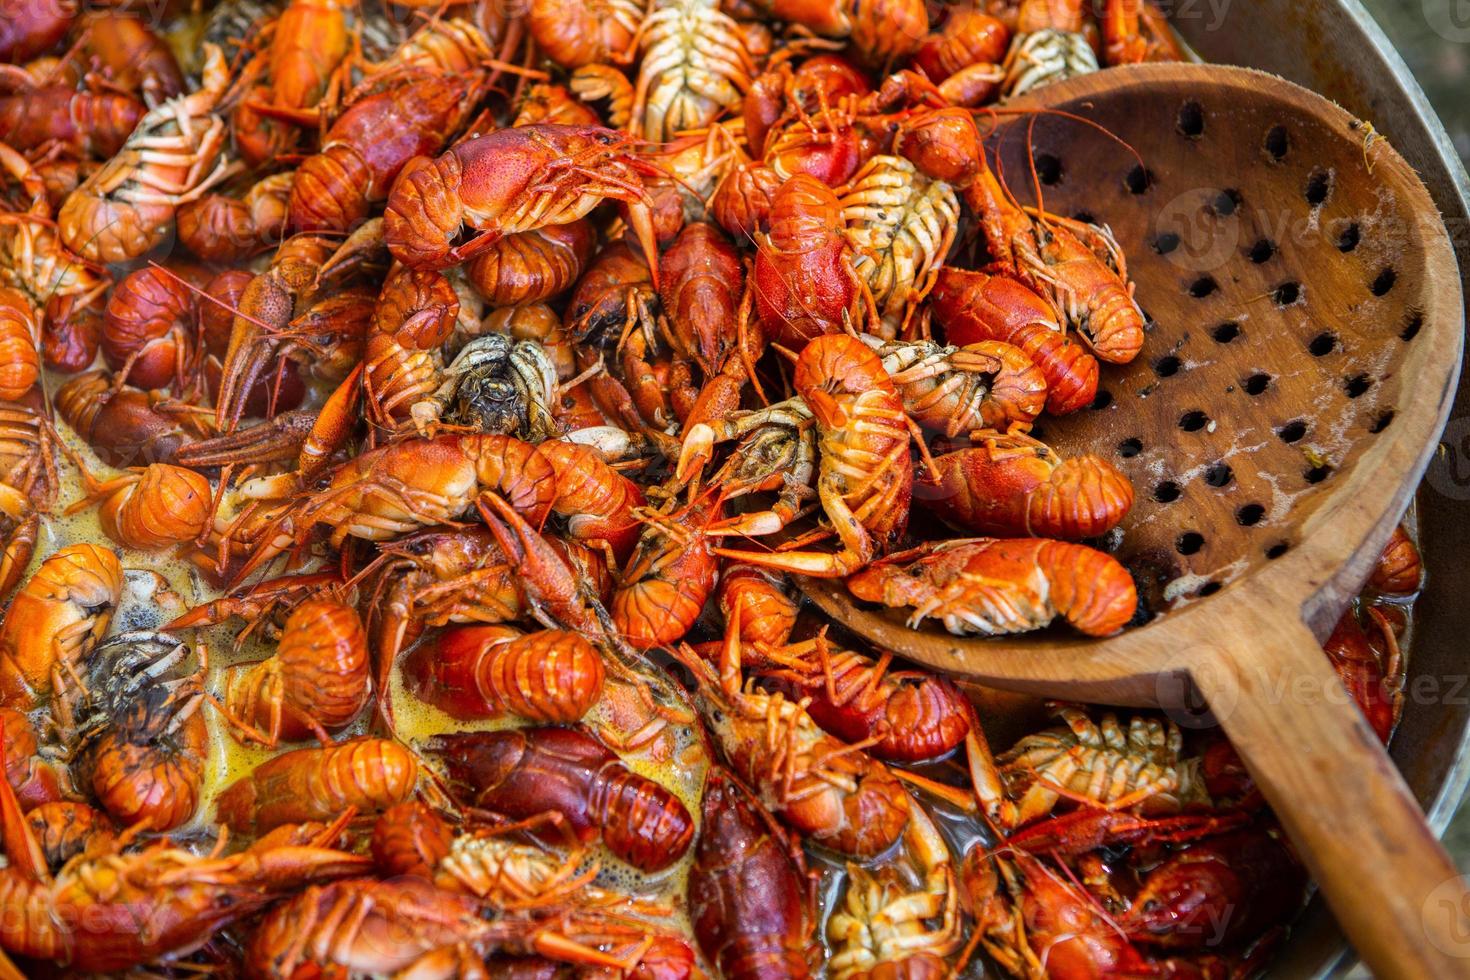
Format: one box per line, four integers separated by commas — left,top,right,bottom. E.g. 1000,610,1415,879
799,63,1469,977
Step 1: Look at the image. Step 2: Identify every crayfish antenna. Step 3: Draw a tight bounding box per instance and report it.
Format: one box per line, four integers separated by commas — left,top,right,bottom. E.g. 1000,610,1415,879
770,343,799,363
478,57,551,80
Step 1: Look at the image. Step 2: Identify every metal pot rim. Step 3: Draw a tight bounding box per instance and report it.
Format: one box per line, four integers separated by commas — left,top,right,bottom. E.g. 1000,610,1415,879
1317,0,1470,840
1169,0,1470,973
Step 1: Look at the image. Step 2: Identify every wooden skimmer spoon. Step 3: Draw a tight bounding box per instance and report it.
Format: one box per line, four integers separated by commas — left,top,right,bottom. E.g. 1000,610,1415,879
799,63,1469,976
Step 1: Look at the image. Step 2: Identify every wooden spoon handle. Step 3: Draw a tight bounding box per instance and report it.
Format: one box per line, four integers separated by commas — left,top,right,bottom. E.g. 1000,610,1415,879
1194,616,1470,977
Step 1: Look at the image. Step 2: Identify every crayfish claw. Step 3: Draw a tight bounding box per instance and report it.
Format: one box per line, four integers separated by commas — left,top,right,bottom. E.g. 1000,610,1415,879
173,409,317,469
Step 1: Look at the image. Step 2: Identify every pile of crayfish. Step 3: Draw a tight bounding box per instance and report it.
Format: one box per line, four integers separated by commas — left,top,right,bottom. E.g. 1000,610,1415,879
0,0,1424,976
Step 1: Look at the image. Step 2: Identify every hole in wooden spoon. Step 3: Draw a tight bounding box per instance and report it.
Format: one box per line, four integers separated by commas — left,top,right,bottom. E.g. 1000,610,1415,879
1034,152,1063,185
1177,100,1205,137
1264,124,1289,160
1401,310,1423,341
1153,355,1181,377
1178,409,1209,431
1370,267,1396,296
1211,189,1241,216
1308,331,1336,356
1236,503,1265,526
1305,168,1331,206
1278,419,1308,443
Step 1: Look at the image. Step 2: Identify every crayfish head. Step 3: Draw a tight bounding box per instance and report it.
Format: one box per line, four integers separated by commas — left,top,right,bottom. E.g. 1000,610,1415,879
423,729,529,803
453,374,521,435
80,631,194,727
895,107,983,186
442,335,520,434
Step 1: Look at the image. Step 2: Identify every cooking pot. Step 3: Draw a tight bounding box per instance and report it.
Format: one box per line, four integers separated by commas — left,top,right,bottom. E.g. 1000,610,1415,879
1162,1,1470,973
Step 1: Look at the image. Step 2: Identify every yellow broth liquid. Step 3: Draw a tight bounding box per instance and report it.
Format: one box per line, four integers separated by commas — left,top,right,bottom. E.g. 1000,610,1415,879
30,381,1400,976
30,408,729,964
